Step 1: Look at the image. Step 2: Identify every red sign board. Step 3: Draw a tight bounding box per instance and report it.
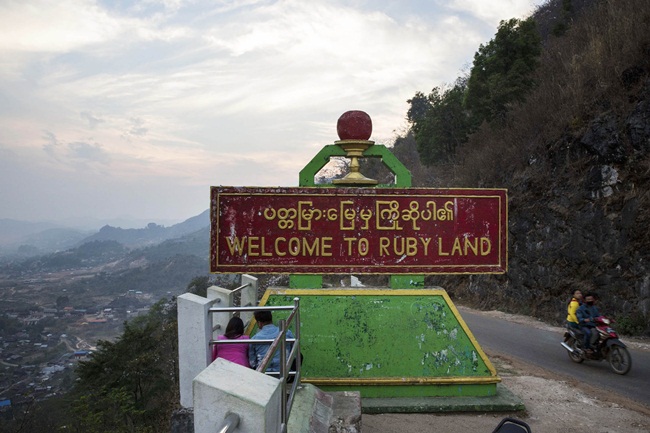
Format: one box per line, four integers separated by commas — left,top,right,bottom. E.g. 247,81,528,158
210,187,507,274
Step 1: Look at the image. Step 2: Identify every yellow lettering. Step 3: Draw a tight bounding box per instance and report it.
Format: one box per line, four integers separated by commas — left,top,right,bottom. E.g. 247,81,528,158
344,237,355,255
420,237,431,256
394,237,405,255
451,238,462,256
406,237,418,256
379,237,390,256
464,237,478,256
438,238,449,256
275,237,286,256
321,237,332,256
288,238,301,256
261,237,272,257
247,236,260,256
481,238,491,255
340,201,355,230
226,236,246,255
358,238,369,256
303,238,319,256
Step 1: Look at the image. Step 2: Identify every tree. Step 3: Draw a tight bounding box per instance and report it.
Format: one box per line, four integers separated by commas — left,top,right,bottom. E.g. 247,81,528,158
406,91,430,125
187,275,210,297
408,78,472,165
71,299,179,432
56,295,70,308
465,17,542,125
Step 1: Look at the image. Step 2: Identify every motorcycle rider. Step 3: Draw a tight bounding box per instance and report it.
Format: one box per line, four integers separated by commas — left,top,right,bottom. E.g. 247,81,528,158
577,292,600,354
566,289,583,329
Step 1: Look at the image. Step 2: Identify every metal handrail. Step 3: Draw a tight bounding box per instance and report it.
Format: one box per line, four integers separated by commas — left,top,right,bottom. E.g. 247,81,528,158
230,282,251,294
209,297,301,433
217,412,240,433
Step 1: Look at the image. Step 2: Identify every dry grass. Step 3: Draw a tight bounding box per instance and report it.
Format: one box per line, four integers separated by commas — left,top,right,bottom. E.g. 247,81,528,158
412,0,650,331
450,0,650,190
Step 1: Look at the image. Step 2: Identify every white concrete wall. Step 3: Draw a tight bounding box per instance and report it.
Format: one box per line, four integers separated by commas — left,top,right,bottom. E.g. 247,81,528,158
193,358,282,433
207,286,233,341
241,274,258,326
177,293,214,408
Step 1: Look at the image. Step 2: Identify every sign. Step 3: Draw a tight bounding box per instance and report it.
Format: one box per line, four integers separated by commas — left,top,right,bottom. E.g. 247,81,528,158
210,187,507,274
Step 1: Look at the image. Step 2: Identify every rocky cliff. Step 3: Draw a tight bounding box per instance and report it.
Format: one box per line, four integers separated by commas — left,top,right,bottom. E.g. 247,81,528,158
418,0,650,335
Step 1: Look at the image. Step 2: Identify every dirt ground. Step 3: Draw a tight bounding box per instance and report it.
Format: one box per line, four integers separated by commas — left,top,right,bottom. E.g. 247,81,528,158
362,308,650,433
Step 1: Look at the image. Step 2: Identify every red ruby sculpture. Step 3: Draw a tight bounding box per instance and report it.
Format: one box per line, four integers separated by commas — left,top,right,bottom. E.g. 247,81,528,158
336,110,372,140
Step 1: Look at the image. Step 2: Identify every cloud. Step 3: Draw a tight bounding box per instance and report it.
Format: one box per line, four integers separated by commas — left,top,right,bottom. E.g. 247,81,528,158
68,141,110,164
446,0,538,24
123,117,149,139
81,111,105,129
0,0,544,222
41,130,110,167
0,0,124,53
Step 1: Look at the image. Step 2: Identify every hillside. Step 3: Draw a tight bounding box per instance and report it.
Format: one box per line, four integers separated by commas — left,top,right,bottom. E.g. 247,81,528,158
399,0,650,334
76,209,210,248
0,210,210,258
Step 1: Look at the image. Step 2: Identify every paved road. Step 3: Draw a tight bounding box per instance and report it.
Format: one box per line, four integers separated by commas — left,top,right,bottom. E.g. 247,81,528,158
460,308,650,407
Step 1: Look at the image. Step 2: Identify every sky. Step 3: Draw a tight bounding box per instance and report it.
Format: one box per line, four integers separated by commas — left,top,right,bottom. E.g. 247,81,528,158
0,0,543,228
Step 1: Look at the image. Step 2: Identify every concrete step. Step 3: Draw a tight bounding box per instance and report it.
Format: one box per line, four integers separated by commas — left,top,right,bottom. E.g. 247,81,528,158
288,384,361,433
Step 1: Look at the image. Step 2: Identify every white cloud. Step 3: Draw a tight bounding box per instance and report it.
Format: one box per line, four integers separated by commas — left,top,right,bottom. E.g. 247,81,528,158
0,0,123,52
0,0,543,223
446,0,538,25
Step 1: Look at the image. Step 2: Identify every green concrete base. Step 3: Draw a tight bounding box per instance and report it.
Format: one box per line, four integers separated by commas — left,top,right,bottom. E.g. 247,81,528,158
317,382,497,398
360,383,525,414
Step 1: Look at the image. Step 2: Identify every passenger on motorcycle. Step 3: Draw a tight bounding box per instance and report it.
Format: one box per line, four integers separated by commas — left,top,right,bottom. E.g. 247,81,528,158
577,293,600,353
566,289,583,329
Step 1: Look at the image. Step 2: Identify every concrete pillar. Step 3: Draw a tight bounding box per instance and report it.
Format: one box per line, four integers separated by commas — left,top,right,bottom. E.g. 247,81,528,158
193,358,282,433
241,274,258,326
207,286,233,341
177,293,214,408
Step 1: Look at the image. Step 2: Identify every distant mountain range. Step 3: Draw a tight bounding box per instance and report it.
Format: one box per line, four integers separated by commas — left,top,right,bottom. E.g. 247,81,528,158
0,210,210,257
80,210,210,247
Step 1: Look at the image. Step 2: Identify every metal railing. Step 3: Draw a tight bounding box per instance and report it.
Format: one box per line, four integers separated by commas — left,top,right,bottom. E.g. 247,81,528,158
217,412,240,433
210,297,301,433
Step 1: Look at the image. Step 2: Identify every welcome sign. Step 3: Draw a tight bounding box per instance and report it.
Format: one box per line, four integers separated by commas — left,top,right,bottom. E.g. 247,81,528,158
210,187,507,274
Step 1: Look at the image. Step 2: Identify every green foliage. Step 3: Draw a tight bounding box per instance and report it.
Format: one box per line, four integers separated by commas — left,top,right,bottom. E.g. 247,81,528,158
187,275,210,297
66,254,208,298
406,91,430,125
56,294,70,308
0,315,21,337
409,80,472,165
552,0,575,36
71,299,179,432
465,17,541,125
408,17,541,166
616,312,646,336
15,240,128,272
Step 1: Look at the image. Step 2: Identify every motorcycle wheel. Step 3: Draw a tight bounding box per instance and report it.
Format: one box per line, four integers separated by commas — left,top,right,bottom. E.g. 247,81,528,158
567,337,584,363
608,345,631,375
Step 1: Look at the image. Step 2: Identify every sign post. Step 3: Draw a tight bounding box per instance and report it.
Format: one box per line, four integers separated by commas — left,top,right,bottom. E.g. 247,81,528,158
211,187,507,274
210,111,509,407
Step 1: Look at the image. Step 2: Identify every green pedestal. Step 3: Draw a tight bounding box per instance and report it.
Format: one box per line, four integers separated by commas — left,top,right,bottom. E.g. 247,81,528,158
256,288,499,398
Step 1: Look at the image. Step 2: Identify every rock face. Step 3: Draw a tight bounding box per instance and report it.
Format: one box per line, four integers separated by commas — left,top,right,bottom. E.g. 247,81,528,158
438,79,650,335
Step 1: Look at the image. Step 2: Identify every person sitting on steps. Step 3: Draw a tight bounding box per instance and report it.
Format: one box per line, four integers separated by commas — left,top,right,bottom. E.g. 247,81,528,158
212,316,250,368
249,310,294,373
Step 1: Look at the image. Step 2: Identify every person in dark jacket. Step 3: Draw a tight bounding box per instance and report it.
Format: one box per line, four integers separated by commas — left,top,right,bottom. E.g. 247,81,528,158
577,292,600,352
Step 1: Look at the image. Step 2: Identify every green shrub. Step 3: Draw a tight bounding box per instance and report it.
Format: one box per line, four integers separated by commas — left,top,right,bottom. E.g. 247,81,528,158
615,312,646,336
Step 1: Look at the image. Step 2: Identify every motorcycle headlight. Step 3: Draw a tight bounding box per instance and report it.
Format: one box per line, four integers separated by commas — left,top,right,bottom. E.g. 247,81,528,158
601,318,610,325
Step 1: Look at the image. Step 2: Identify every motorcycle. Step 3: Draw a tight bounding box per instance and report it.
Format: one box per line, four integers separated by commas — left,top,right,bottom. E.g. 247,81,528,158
561,316,632,375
